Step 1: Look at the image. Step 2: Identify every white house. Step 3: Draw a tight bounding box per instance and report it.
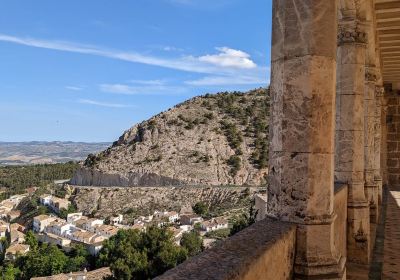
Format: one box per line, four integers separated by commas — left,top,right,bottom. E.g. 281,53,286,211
154,211,179,223
39,195,52,206
180,214,203,225
109,214,123,225
94,224,119,238
201,218,229,232
45,220,74,237
33,215,57,233
67,212,83,224
5,244,29,261
0,221,10,238
80,218,104,232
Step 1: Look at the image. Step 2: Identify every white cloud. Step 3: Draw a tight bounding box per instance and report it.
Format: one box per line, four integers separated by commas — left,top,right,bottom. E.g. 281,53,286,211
78,99,132,108
185,75,267,86
66,86,83,91
0,34,258,75
99,83,186,95
162,46,184,52
198,47,257,69
128,79,166,86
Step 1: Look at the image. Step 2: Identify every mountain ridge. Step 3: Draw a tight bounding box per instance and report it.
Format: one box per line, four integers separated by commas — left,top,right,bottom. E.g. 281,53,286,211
71,88,270,187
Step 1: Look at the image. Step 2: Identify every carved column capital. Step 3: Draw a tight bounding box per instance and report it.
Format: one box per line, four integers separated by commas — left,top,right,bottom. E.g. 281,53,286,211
375,85,385,98
338,20,368,45
366,67,378,82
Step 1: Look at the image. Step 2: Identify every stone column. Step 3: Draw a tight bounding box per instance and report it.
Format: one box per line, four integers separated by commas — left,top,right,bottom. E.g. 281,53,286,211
381,95,389,186
335,19,371,264
268,1,345,279
365,67,379,224
374,84,384,204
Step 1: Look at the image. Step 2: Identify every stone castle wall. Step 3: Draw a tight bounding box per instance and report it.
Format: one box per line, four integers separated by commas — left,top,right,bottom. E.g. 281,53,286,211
386,92,400,186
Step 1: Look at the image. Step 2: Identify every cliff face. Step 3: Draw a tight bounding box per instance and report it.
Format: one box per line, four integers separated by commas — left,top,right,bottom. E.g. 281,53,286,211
70,88,270,187
70,186,264,218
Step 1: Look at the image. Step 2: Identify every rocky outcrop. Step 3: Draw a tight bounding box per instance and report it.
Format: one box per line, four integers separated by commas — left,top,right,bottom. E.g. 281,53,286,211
70,168,185,187
70,185,264,218
70,89,269,187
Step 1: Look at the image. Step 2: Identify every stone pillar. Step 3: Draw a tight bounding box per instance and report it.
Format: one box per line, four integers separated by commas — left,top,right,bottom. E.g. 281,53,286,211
335,19,371,264
268,1,345,278
374,84,384,204
364,67,379,224
381,95,389,186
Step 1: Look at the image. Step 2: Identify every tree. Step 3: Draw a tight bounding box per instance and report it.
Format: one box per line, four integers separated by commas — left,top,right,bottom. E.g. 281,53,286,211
230,199,259,236
180,232,203,257
66,244,91,272
97,227,188,280
1,264,21,280
24,230,38,251
59,204,77,219
192,202,208,216
16,243,70,279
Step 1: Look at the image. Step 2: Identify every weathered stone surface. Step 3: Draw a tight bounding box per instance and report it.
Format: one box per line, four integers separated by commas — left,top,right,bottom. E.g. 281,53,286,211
155,218,296,280
269,0,345,278
336,11,372,265
70,185,262,218
334,184,348,261
268,152,334,222
347,206,371,264
272,0,337,62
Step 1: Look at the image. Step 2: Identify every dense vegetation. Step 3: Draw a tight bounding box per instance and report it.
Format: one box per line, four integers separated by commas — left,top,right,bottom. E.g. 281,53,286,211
230,199,258,236
0,232,93,280
97,227,195,280
1,226,203,280
0,162,79,195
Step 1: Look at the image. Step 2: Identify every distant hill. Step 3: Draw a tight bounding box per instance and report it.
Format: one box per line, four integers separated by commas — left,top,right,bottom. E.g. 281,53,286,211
0,141,110,165
71,88,269,187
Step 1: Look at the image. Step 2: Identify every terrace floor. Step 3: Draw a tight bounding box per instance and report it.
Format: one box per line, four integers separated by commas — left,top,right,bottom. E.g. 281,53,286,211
347,185,400,280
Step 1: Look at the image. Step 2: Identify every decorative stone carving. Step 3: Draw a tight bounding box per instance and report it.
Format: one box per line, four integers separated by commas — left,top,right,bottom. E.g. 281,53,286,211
355,221,368,243
338,21,368,45
375,85,385,97
365,68,377,82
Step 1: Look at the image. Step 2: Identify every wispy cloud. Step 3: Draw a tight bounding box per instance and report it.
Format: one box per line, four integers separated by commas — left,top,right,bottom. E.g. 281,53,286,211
66,86,83,91
78,99,133,108
99,82,186,95
0,34,258,75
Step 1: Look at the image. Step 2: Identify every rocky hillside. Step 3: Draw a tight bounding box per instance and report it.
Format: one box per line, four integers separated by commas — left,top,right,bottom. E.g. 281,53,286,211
70,186,264,218
70,88,269,187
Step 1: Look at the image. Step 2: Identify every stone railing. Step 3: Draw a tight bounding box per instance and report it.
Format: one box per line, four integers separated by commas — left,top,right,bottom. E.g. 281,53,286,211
155,218,296,280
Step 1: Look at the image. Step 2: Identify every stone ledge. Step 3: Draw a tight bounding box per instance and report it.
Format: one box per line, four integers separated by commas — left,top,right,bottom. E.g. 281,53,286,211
155,218,296,280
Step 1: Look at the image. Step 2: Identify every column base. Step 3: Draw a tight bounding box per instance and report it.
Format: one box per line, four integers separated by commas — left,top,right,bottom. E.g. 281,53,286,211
347,203,371,264
294,256,346,280
293,215,346,279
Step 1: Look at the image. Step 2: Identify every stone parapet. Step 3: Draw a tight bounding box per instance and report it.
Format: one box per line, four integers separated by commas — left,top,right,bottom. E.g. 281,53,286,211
155,218,296,280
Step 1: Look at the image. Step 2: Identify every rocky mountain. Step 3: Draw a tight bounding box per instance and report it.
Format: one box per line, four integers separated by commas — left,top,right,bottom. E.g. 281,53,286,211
0,142,110,166
71,88,269,187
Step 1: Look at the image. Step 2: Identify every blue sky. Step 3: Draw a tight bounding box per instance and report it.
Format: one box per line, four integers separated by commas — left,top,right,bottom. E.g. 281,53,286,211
0,0,272,142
